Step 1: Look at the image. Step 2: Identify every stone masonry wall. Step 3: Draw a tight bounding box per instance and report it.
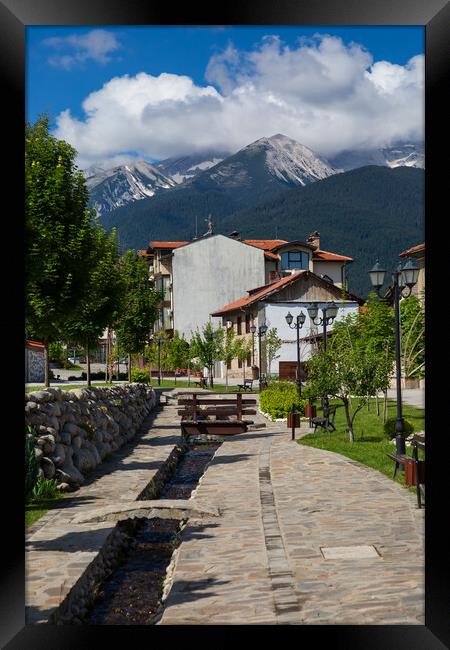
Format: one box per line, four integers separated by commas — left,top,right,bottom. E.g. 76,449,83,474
25,384,158,490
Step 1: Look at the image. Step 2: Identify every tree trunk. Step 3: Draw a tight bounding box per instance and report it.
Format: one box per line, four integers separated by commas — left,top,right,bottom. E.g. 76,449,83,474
128,353,132,383
209,365,214,389
243,360,246,381
342,397,355,443
225,366,228,388
376,394,380,416
86,341,91,387
44,341,50,388
383,390,388,423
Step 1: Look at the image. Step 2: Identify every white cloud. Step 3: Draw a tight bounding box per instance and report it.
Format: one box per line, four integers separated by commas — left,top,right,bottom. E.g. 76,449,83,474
43,29,121,69
53,34,424,168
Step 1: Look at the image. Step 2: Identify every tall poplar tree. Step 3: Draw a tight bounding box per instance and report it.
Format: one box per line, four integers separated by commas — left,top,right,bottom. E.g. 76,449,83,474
26,115,95,386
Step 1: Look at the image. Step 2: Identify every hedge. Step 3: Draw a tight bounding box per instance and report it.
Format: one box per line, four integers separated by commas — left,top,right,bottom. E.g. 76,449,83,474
259,381,306,419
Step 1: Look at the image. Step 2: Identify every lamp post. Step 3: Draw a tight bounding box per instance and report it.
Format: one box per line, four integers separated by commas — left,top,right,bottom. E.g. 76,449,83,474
285,310,306,397
307,302,339,411
157,337,162,386
250,324,268,390
368,257,419,457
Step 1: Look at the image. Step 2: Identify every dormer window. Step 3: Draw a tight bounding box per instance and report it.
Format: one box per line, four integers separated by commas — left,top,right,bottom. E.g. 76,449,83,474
281,250,309,271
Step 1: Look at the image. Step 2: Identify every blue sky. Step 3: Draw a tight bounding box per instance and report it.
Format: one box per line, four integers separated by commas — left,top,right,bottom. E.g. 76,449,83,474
26,26,425,168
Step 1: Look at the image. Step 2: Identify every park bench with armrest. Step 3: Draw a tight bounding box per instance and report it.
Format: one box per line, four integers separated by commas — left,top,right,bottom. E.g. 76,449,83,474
386,434,425,508
312,404,337,433
237,378,254,391
177,392,257,439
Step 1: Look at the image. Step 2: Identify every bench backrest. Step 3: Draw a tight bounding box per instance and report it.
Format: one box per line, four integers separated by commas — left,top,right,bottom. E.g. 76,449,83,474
177,393,256,421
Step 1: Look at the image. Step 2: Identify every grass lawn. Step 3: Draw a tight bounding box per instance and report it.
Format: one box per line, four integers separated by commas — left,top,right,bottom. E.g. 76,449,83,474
153,379,258,393
298,398,425,489
25,495,64,528
25,382,125,393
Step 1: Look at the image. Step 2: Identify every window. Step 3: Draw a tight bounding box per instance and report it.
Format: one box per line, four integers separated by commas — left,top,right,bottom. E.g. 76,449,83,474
245,314,250,333
246,353,252,367
162,276,171,301
238,358,243,368
281,250,309,270
227,359,232,370
162,307,171,329
237,316,242,335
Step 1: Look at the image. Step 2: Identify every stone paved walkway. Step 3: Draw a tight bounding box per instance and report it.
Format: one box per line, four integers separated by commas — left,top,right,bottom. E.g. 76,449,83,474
159,397,424,625
25,395,179,624
25,390,424,625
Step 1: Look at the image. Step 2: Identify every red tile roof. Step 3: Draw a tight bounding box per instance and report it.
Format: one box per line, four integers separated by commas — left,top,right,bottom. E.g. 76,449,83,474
243,239,288,250
149,241,188,249
399,242,425,257
26,340,45,349
312,249,353,262
211,272,305,316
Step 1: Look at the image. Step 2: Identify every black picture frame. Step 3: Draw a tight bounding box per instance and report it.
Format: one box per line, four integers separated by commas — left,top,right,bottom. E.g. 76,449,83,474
2,1,448,647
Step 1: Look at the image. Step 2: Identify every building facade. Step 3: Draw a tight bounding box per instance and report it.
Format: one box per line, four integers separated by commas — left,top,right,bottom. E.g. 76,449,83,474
139,230,354,346
211,270,362,380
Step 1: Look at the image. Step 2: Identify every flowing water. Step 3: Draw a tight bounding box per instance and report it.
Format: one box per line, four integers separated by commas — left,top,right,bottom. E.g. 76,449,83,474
86,443,220,625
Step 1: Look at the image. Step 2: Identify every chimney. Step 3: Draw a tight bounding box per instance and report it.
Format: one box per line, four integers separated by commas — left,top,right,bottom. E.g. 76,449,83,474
307,230,320,249
229,230,240,240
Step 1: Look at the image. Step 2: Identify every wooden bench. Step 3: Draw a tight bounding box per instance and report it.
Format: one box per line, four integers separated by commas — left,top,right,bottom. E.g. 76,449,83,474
237,378,254,391
312,405,337,432
177,392,257,439
386,434,425,508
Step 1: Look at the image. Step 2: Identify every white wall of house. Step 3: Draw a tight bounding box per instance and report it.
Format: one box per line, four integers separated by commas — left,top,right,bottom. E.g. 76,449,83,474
263,300,360,372
311,261,344,286
172,235,266,340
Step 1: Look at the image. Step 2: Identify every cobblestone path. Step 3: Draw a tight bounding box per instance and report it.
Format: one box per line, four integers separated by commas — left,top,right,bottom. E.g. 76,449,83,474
25,390,424,625
159,401,424,625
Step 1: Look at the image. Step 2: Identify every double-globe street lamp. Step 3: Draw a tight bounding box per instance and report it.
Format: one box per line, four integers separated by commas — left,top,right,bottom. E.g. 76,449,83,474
368,257,419,457
285,310,306,397
250,323,268,390
306,302,339,412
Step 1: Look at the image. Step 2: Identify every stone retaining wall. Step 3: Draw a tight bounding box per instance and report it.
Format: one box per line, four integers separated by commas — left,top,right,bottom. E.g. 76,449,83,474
25,384,158,489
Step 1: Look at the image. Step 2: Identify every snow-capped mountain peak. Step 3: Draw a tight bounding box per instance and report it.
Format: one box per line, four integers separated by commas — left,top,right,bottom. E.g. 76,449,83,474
84,160,175,215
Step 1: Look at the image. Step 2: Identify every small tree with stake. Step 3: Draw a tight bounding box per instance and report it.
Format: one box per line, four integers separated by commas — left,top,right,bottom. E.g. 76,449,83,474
221,327,238,387
235,337,253,381
190,321,224,388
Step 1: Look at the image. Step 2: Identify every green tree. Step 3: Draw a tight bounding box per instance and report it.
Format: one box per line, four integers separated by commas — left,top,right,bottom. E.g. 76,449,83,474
166,331,190,383
220,327,238,387
235,337,253,381
190,321,224,388
115,250,161,381
400,295,425,378
307,315,392,442
26,115,95,386
263,327,282,377
65,224,123,386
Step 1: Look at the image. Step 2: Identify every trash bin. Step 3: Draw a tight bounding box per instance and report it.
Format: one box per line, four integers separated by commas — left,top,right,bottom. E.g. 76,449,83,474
404,458,425,487
287,412,301,428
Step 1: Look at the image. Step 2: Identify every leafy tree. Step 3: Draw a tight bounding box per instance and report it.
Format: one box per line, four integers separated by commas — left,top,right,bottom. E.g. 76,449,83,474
65,224,123,385
307,315,392,442
220,327,238,387
166,331,190,383
263,327,282,377
26,115,95,385
235,337,253,381
400,295,425,378
115,250,161,381
190,321,224,388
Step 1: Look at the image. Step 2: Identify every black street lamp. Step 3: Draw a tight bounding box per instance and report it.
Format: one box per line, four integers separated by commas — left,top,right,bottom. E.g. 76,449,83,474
369,258,419,457
285,310,306,397
250,323,268,390
307,302,339,412
157,337,163,386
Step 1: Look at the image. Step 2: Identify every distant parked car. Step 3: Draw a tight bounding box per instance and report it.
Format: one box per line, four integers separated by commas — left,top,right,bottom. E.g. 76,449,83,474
67,357,81,364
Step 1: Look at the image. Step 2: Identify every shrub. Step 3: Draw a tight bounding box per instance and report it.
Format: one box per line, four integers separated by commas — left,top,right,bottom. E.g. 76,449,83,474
25,427,39,502
383,417,414,439
131,369,150,384
259,381,306,419
31,478,60,500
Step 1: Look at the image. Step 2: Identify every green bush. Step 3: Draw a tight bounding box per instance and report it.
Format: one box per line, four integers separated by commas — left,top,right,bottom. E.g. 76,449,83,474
131,369,150,384
259,381,306,419
31,478,60,500
383,417,414,440
25,428,39,502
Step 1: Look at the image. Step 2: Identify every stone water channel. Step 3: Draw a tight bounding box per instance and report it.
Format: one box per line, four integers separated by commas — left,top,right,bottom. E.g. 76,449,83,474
85,441,221,625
